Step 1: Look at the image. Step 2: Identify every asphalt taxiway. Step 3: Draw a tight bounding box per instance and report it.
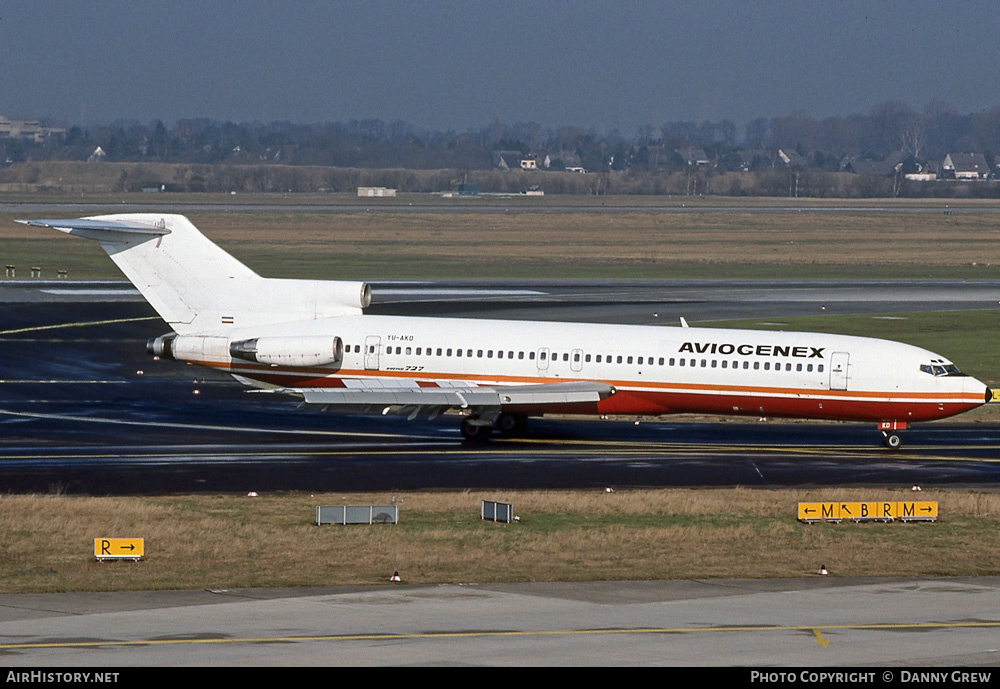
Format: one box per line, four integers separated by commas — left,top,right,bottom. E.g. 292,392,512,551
2,578,999,666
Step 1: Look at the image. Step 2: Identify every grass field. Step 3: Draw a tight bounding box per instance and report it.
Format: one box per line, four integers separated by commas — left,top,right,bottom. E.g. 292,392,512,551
3,195,1000,279
1,489,998,593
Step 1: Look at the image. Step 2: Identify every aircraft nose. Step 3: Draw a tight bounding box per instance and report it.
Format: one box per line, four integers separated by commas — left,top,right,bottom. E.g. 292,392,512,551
968,378,992,404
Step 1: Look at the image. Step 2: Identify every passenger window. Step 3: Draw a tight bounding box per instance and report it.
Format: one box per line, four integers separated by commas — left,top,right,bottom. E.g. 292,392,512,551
818,365,824,373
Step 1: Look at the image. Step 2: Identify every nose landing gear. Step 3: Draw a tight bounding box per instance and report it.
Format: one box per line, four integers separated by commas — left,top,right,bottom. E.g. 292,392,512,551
881,431,902,449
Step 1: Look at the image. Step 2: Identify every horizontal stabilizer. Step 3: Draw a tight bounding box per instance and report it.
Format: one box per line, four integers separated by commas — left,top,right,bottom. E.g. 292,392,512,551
18,218,171,236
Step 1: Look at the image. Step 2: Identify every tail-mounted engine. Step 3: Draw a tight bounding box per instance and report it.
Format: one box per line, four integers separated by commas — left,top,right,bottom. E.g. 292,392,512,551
229,336,344,367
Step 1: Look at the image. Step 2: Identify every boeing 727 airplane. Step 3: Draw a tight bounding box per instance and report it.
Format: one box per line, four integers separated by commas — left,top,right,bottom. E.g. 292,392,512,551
21,213,992,448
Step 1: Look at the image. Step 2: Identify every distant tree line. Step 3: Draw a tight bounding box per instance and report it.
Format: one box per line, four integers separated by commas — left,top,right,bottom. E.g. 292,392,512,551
4,100,999,171
5,100,1000,197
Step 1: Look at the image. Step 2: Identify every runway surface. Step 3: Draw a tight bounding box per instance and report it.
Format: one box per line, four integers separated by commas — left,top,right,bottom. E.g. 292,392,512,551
2,279,999,493
2,578,999,666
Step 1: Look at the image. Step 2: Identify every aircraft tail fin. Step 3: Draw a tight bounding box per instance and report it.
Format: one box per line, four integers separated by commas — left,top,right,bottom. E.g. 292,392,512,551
20,214,370,333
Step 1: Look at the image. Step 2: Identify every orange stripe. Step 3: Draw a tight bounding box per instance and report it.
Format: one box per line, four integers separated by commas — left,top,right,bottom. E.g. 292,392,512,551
203,360,982,404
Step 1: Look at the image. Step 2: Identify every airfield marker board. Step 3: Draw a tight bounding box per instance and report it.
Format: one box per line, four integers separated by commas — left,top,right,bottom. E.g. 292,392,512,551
94,538,144,561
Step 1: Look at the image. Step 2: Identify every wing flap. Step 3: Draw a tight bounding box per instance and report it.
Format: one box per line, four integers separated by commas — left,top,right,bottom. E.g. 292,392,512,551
300,387,502,409
494,380,614,405
291,380,615,413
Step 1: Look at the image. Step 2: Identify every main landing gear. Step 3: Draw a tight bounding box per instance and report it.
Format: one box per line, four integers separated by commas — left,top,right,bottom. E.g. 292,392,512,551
460,413,528,442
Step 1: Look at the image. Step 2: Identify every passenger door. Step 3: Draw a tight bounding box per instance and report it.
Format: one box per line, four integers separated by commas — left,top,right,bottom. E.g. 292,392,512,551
830,352,850,391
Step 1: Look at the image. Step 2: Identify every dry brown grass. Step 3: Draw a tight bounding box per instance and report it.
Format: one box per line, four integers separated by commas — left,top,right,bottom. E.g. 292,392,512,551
5,201,1000,279
2,488,998,593
191,208,1000,276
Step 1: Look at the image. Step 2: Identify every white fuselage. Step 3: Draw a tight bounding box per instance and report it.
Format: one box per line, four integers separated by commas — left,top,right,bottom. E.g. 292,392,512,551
184,314,989,423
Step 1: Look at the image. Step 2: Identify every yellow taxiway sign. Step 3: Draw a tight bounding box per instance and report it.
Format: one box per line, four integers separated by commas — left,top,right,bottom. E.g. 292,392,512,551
94,538,144,560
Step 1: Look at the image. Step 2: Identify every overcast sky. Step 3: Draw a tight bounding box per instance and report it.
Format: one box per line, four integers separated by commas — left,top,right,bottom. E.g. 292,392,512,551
3,1,998,133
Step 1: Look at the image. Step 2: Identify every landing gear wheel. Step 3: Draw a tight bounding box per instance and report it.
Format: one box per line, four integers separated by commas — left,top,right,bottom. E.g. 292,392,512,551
496,413,528,437
460,417,493,443
882,432,902,450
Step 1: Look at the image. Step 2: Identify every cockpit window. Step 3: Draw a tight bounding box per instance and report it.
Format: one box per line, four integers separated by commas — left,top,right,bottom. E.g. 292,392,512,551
921,363,966,377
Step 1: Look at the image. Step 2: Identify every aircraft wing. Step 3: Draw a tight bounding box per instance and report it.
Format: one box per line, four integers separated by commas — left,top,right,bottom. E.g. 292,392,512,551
289,380,615,414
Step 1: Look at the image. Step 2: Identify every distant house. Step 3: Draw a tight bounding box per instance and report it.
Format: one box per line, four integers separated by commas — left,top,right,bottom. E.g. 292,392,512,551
87,146,106,163
357,186,396,197
0,114,65,142
545,151,582,170
843,159,898,176
736,149,774,171
778,149,808,169
942,153,990,180
494,151,540,171
493,151,525,171
675,147,711,167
